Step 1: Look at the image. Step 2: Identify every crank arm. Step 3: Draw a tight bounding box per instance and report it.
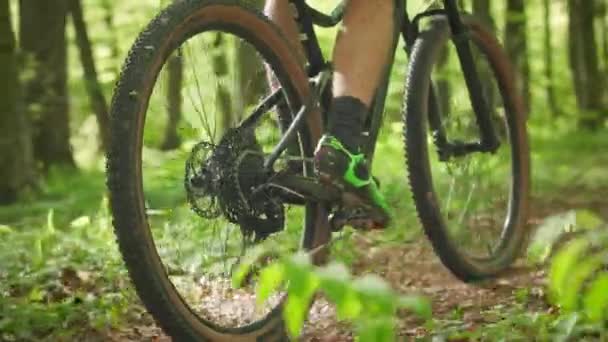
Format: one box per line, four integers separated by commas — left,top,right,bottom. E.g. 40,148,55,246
261,173,341,204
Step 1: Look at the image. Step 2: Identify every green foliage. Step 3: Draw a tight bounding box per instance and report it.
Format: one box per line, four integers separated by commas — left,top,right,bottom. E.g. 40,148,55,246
527,209,605,264
429,311,552,341
549,229,608,316
424,209,608,341
0,173,135,341
233,252,431,340
548,228,608,338
3,0,608,339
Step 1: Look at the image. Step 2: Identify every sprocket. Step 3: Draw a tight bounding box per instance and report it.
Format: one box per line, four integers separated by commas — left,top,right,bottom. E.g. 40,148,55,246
184,127,285,240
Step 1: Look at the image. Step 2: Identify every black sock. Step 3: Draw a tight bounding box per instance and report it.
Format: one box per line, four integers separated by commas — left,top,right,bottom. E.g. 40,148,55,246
327,96,368,152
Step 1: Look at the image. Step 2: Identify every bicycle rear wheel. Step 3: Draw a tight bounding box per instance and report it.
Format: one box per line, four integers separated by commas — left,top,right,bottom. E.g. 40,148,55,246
106,1,328,340
404,17,530,281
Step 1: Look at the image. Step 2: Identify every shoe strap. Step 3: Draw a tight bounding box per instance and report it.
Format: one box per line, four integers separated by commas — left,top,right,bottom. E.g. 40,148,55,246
320,135,371,188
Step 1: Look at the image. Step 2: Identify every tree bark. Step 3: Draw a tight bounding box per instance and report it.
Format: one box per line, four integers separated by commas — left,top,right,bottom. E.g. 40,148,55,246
458,0,467,11
212,33,233,135
20,0,74,169
543,0,558,115
161,51,183,150
160,0,183,150
0,0,35,204
224,0,265,130
100,0,119,79
68,0,110,151
235,38,266,117
472,0,494,29
598,0,608,106
569,0,582,102
604,2,608,74
435,45,450,118
504,0,530,111
568,0,605,129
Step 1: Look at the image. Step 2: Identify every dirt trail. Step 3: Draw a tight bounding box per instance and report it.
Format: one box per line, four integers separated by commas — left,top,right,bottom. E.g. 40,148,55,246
107,192,606,341
299,190,608,340
106,240,548,342
106,240,548,341
300,239,548,341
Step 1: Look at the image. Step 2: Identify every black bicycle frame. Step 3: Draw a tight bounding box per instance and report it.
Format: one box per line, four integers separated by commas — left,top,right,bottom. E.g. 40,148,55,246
263,0,500,170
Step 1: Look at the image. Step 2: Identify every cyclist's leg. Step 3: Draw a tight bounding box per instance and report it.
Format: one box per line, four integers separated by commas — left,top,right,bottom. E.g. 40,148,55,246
319,0,395,227
265,0,394,227
266,0,394,150
333,0,394,106
329,0,395,151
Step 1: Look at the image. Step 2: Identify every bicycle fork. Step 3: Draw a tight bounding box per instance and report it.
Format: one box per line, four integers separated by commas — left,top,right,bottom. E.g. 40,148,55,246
444,0,500,148
403,0,501,162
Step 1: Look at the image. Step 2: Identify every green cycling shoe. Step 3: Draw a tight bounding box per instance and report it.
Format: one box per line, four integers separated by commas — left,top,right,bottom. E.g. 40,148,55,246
314,135,391,230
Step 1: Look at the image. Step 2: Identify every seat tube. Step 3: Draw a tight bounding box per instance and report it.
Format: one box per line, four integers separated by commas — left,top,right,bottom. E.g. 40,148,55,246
288,0,325,76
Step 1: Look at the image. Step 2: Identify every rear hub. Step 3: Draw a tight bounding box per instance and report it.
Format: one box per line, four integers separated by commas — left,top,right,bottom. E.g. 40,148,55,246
184,127,285,241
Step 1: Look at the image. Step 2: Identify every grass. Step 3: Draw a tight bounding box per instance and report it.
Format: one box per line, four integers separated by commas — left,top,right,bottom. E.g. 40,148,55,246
2,0,608,338
1,125,607,340
0,176,132,340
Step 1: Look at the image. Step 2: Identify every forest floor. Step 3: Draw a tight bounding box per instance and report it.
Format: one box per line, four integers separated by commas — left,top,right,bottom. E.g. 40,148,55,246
100,187,608,342
2,129,608,341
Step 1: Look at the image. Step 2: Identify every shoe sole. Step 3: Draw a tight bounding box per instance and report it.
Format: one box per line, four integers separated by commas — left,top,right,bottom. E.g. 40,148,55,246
318,173,390,230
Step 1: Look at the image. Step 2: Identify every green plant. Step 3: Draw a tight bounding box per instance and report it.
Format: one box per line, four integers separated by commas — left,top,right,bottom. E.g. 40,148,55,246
233,252,431,341
527,209,605,264
0,188,135,341
548,228,608,338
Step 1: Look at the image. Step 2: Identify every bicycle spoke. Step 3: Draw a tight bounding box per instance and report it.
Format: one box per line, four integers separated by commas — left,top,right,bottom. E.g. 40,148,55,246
138,29,309,328
425,25,515,260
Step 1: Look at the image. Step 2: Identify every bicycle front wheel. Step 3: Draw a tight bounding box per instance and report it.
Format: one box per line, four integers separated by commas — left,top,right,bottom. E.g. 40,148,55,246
404,17,530,281
106,0,327,340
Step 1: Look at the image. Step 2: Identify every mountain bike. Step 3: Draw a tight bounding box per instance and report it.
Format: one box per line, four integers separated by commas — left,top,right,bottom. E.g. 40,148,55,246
106,0,530,340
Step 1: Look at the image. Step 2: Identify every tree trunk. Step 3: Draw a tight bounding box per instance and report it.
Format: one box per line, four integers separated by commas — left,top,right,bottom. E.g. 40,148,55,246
504,0,530,111
472,0,494,29
20,0,74,169
435,46,450,118
569,0,583,102
0,0,35,204
598,0,608,107
100,0,119,79
235,0,266,117
458,0,467,11
604,2,608,74
219,0,265,132
212,33,233,135
543,0,558,115
568,0,605,129
68,0,110,151
159,0,183,150
161,50,183,150
235,38,266,118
